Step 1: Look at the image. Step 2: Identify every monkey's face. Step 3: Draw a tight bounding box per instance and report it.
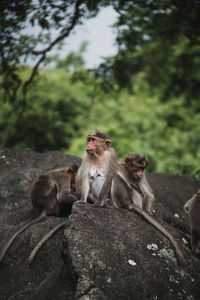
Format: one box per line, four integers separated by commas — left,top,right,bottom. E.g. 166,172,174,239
124,156,147,180
66,166,78,191
86,135,111,156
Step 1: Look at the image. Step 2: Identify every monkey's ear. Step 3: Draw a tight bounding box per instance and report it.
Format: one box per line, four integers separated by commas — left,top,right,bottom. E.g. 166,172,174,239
104,139,111,147
125,157,130,164
66,168,73,175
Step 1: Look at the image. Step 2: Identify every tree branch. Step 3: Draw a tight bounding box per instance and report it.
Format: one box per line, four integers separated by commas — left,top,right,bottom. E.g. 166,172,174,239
23,53,46,94
32,0,82,55
22,0,83,94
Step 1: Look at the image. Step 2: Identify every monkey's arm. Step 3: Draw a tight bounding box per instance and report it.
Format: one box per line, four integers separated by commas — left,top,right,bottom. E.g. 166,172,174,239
55,175,78,204
59,191,79,204
110,174,132,209
57,183,79,205
139,174,155,214
76,166,90,202
96,152,119,207
117,168,140,191
95,174,113,207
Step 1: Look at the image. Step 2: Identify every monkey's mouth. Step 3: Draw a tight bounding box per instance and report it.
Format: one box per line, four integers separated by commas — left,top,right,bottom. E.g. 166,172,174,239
133,174,143,180
86,150,97,156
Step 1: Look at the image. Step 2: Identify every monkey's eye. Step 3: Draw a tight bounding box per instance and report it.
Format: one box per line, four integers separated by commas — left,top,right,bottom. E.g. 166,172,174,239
133,166,144,172
88,137,96,142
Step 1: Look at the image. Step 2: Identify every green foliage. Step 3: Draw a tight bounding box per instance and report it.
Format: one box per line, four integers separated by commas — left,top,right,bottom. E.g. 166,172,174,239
54,41,88,72
1,0,200,179
101,0,200,103
0,63,200,178
0,68,91,151
67,72,200,179
0,0,107,100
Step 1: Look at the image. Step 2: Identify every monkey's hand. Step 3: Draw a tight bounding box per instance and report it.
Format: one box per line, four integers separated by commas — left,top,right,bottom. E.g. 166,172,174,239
144,208,155,216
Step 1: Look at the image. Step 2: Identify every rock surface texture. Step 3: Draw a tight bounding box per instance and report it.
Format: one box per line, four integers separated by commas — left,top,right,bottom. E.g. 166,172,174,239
0,148,200,300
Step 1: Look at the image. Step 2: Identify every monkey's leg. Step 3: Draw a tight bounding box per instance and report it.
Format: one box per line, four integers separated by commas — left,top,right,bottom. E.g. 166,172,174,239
58,192,79,205
0,210,47,262
28,220,68,264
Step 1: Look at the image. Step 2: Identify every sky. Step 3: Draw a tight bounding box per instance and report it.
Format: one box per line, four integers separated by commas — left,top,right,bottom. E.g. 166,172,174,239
58,7,118,68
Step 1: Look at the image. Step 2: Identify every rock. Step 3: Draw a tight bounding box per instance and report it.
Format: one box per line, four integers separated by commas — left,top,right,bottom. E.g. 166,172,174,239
0,148,200,300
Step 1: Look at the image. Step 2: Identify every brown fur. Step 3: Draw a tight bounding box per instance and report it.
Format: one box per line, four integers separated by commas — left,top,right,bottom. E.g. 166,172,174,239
76,130,118,206
0,164,79,263
110,153,185,266
118,153,154,214
184,190,200,254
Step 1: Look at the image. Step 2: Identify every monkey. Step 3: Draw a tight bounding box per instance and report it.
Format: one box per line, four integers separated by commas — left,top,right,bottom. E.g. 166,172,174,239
76,130,118,207
117,153,154,214
110,153,185,266
0,164,79,263
184,190,200,255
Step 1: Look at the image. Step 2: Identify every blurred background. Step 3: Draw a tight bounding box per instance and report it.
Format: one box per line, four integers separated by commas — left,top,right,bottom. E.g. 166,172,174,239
1,0,200,177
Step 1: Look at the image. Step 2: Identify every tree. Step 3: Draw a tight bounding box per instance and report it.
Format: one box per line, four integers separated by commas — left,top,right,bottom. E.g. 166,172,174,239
0,0,109,101
99,0,200,103
0,68,92,151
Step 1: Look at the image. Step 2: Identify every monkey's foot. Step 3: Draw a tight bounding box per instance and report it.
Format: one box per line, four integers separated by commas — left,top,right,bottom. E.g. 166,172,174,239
145,209,155,216
73,200,87,206
94,200,107,208
128,204,135,210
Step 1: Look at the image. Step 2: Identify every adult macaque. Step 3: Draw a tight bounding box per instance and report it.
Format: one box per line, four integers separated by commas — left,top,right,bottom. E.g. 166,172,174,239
76,130,118,206
184,190,200,254
118,153,154,214
110,153,185,266
0,164,79,263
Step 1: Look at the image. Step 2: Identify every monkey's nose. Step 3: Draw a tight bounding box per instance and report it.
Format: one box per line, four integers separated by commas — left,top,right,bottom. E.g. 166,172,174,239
137,174,143,179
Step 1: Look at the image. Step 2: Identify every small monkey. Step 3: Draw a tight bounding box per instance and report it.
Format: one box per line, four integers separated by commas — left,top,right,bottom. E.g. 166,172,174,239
118,153,154,214
76,130,118,206
110,153,185,266
184,190,200,254
0,164,79,263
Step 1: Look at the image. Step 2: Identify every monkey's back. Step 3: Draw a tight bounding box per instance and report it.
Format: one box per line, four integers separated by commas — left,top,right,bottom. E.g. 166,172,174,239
31,174,58,212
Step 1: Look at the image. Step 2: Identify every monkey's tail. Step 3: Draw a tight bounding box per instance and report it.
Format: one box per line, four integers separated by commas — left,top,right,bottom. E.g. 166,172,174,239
130,205,186,266
0,210,46,263
28,219,68,264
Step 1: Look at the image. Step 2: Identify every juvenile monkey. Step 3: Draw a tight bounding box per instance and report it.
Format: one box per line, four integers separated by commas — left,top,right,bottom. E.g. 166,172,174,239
110,153,185,266
184,190,200,254
118,153,154,214
0,164,79,263
76,130,118,206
